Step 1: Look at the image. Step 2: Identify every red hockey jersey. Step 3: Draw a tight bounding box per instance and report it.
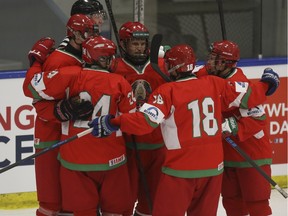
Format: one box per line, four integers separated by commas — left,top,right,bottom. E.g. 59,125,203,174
23,48,84,148
112,75,270,178
28,66,136,171
197,66,272,167
113,58,168,149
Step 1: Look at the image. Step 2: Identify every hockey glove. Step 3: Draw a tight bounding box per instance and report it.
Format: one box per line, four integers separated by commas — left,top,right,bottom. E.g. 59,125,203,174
54,96,94,122
222,116,238,137
28,37,55,66
260,67,280,96
88,115,119,138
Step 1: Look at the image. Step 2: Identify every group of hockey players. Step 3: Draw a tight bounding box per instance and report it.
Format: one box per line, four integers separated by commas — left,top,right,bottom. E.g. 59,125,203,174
22,0,280,215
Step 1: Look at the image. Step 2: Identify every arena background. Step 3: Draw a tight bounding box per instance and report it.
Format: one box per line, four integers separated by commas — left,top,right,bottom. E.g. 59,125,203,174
0,0,287,210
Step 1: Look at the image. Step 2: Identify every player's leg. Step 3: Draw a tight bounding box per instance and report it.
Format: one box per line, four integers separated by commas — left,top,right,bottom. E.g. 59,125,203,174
60,166,99,216
221,167,249,216
152,174,192,216
134,147,165,215
34,119,63,216
97,163,132,215
126,147,140,215
187,174,222,216
238,166,272,216
35,147,61,215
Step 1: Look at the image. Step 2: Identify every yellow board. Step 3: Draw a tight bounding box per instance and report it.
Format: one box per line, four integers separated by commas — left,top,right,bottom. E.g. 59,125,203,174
0,176,286,209
0,192,37,209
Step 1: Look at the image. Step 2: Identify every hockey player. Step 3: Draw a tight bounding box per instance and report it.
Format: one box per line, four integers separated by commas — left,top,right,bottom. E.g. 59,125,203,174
112,21,168,215
26,35,135,216
58,0,107,48
23,14,97,216
196,40,273,216
71,0,107,30
89,44,279,216
71,0,107,20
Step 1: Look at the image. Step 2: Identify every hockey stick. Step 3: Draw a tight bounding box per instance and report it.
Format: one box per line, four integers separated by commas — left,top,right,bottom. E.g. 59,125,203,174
104,1,153,208
104,0,122,57
135,33,171,212
216,0,227,40
131,135,153,214
104,1,153,209
150,34,171,82
224,136,288,199
0,128,93,174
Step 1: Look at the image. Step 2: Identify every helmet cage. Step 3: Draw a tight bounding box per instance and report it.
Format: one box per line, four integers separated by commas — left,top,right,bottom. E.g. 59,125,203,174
89,0,107,19
89,10,107,20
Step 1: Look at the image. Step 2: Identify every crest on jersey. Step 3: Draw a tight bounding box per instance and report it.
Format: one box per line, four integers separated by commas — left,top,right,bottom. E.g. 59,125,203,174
131,79,152,109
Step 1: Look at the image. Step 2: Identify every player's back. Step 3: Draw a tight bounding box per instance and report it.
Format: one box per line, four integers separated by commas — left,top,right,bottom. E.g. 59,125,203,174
160,75,225,143
78,68,135,115
59,68,136,170
151,75,226,176
43,48,82,71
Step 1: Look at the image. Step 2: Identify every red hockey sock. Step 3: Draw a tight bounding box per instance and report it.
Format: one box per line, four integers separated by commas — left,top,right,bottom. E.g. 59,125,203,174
246,200,272,216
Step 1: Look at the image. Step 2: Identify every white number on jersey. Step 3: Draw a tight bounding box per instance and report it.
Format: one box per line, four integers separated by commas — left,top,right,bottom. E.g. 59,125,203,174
153,94,164,104
188,97,218,137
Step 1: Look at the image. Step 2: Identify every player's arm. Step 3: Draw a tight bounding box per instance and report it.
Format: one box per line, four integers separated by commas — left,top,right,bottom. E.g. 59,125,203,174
23,37,55,98
236,116,267,142
222,68,279,110
28,68,93,122
22,37,62,122
27,37,55,66
23,61,43,98
33,100,60,123
89,86,169,138
89,109,157,138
